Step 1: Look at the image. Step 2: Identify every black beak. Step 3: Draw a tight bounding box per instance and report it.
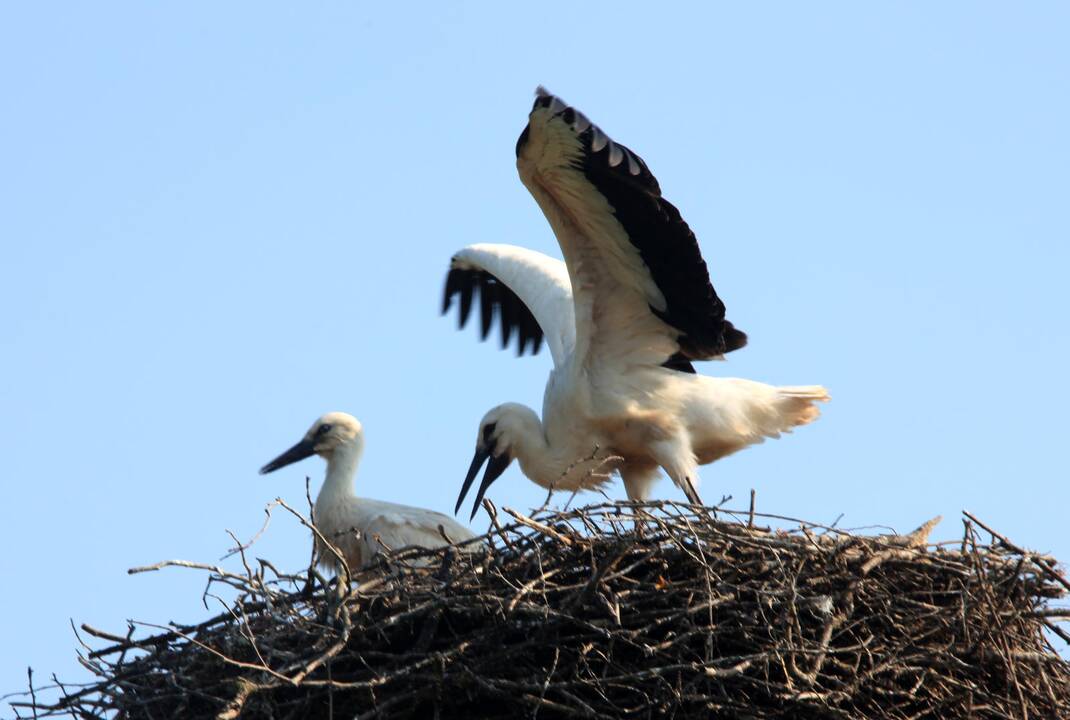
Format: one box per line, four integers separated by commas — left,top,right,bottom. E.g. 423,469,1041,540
259,438,316,475
455,445,490,515
455,445,512,521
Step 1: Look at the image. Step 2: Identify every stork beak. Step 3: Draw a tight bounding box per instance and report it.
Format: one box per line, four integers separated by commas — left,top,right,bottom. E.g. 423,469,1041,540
455,446,490,515
455,446,512,520
259,438,316,475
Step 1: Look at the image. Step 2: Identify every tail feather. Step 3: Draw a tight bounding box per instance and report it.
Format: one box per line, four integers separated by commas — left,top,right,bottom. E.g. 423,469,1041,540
777,385,831,401
774,385,830,430
689,377,830,462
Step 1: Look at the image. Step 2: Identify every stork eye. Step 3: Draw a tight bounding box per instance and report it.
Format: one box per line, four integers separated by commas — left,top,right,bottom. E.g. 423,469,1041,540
316,424,332,437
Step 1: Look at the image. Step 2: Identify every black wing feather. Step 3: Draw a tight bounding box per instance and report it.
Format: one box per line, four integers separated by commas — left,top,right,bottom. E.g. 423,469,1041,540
661,352,697,374
441,265,546,357
478,274,496,340
458,277,475,327
498,289,515,349
521,89,748,360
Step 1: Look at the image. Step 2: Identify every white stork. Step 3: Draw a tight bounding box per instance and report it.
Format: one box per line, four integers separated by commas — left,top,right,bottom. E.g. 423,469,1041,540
444,88,829,518
260,412,478,571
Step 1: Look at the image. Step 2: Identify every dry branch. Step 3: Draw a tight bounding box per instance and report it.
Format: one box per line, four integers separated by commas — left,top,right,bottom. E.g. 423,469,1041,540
8,501,1070,719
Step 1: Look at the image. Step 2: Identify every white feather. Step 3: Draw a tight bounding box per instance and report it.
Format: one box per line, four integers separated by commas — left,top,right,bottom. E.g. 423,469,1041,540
263,412,480,574
446,92,829,510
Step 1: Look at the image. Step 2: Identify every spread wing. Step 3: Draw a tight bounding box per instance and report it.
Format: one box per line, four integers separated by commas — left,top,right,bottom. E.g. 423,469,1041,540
442,243,575,368
515,88,747,372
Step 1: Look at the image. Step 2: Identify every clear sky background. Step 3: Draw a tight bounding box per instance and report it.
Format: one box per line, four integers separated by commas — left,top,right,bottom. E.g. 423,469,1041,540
2,2,1068,705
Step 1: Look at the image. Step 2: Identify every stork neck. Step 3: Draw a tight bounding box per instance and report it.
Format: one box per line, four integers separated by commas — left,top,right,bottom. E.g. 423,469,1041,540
515,425,620,492
512,424,584,491
321,443,362,499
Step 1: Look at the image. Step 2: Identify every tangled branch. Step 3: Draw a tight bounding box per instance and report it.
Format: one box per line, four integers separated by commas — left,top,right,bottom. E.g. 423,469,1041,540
9,501,1070,719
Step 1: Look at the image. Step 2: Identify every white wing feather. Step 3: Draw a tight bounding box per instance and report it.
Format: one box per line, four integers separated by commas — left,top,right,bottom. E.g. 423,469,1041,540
516,107,682,371
450,243,576,368
514,91,747,370
356,499,479,564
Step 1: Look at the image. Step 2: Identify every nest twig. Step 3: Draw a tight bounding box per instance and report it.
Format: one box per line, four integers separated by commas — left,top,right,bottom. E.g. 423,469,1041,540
9,501,1070,719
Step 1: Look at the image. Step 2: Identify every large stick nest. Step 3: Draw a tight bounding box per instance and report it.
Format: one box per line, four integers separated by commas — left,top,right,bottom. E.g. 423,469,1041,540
12,501,1070,719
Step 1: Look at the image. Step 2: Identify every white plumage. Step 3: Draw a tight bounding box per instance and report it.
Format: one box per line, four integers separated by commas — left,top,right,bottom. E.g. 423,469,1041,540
260,412,478,572
445,89,829,517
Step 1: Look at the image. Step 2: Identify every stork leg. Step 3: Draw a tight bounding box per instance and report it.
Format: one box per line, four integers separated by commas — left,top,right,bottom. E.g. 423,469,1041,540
650,437,704,507
621,464,660,537
621,464,659,503
682,478,703,506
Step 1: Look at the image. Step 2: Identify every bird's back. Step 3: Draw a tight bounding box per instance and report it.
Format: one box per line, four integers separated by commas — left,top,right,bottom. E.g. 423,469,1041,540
314,494,479,572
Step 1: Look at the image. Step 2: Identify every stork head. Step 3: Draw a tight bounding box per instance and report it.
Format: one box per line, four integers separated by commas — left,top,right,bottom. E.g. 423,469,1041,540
455,403,539,520
259,412,364,474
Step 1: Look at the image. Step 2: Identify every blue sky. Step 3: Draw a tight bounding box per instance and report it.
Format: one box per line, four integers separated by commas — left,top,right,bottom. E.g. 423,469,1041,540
2,2,1068,701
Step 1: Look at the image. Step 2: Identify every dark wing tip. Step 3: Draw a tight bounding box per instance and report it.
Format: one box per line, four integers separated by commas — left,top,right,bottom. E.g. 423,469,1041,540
723,322,748,354
533,85,556,107
442,266,460,315
526,89,747,363
524,89,660,197
443,264,476,328
441,265,547,358
663,309,749,360
661,352,697,374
